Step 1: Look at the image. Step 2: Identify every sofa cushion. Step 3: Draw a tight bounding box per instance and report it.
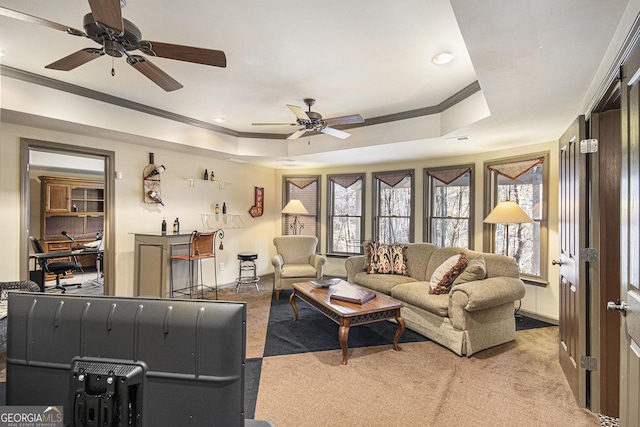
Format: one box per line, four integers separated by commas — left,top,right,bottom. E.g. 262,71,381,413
453,256,487,285
391,281,449,317
281,264,318,278
352,272,416,294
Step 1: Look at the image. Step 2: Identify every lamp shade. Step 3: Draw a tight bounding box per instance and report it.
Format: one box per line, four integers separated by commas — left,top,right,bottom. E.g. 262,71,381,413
484,201,533,224
282,199,309,215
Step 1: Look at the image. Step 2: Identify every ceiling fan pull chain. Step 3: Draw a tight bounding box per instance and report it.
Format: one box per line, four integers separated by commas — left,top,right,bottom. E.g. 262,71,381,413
111,56,115,76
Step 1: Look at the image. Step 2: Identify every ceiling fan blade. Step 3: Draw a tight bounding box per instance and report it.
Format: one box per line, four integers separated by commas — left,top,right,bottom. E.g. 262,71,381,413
287,129,308,140
88,0,123,34
320,127,351,139
0,6,85,35
287,105,310,121
251,123,297,126
127,55,183,92
325,114,364,126
138,41,226,67
45,48,104,71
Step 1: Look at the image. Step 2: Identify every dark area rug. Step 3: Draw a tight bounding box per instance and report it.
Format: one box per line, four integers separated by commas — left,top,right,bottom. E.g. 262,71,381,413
244,358,262,420
516,315,555,330
263,290,429,357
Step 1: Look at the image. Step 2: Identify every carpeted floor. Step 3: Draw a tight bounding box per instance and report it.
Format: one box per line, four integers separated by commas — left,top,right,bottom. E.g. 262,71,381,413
212,285,603,427
0,284,614,426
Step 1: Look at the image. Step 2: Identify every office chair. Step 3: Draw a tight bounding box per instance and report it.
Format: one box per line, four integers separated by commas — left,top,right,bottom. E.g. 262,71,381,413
30,236,81,293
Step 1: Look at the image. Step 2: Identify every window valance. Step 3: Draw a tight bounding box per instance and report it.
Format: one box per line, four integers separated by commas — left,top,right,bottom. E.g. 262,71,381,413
427,167,471,185
375,171,412,188
285,176,318,189
328,174,362,189
488,158,544,180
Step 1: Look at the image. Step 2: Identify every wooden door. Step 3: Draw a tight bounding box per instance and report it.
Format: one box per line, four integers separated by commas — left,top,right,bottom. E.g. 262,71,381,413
558,116,588,406
619,42,640,427
589,109,621,417
45,182,70,212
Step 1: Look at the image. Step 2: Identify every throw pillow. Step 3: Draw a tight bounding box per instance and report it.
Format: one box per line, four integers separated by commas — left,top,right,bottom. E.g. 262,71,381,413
452,256,487,286
429,253,469,295
429,254,461,289
366,241,392,274
388,244,409,276
364,240,377,271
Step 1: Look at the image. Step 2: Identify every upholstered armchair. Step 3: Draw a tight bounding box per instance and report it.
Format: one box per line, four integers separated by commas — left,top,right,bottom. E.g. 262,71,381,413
271,236,327,299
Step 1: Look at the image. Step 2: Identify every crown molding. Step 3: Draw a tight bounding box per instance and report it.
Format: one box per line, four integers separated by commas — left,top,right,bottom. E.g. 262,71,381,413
1,65,480,139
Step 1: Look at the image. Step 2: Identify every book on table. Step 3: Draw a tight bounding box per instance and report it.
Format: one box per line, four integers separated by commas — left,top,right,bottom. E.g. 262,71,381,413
329,280,376,304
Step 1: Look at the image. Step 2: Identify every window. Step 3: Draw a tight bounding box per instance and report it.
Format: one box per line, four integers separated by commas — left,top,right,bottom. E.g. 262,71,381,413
327,174,365,255
424,166,474,248
373,170,414,244
484,155,548,280
283,176,320,238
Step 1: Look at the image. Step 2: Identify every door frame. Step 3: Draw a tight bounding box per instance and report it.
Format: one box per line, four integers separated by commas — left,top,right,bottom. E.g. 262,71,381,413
19,139,116,296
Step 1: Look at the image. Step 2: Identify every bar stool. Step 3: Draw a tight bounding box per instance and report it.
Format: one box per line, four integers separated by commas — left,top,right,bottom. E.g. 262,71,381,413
171,231,217,299
236,252,259,293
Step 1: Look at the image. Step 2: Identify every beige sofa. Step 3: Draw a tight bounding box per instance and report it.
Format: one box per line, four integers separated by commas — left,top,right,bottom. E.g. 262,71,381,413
345,243,526,356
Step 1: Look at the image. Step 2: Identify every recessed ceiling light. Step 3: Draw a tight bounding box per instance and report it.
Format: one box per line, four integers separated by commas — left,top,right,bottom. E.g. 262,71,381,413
212,117,225,123
0,50,5,57
432,52,454,65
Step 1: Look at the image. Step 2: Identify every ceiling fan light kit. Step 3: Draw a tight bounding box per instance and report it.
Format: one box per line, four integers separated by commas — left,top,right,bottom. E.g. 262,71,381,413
0,0,227,91
253,98,364,140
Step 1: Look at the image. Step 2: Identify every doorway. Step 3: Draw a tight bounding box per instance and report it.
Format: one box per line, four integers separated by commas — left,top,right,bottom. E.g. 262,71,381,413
20,139,115,296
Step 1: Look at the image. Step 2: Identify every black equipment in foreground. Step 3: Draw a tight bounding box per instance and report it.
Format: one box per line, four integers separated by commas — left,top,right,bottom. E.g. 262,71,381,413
6,293,247,427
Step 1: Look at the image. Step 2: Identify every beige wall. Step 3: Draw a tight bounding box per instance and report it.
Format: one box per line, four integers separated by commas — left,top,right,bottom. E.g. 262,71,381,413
0,120,558,320
0,123,277,296
274,140,560,321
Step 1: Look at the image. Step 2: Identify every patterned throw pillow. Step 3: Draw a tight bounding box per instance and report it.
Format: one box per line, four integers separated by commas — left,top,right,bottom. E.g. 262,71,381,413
388,244,409,276
429,253,469,295
365,241,392,274
365,242,408,275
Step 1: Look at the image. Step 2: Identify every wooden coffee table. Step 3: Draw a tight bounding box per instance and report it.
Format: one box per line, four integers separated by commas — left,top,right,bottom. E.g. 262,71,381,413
290,280,405,365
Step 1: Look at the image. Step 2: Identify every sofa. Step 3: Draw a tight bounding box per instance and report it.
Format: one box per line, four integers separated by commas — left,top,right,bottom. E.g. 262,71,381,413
345,243,526,356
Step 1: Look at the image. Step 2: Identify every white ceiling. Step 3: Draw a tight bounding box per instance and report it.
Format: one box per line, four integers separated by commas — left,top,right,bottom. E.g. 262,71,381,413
0,0,634,168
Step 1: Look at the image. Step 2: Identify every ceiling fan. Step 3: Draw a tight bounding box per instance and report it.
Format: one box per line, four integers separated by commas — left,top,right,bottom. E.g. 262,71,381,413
252,99,364,140
0,0,226,91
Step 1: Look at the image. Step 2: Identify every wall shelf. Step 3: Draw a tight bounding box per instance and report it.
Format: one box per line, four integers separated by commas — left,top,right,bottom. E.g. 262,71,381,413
186,178,231,189
201,213,245,229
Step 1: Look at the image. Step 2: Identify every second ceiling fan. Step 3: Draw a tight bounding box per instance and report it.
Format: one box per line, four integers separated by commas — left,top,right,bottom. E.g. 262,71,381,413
252,99,364,140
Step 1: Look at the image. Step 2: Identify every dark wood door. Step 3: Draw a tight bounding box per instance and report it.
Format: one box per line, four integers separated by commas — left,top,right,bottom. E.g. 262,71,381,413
619,41,640,426
558,116,587,406
589,109,621,417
